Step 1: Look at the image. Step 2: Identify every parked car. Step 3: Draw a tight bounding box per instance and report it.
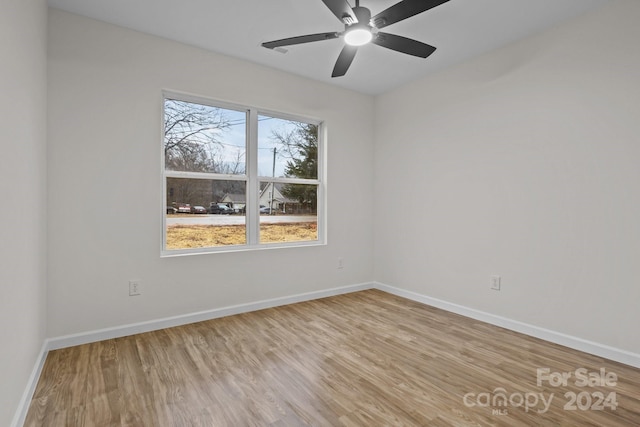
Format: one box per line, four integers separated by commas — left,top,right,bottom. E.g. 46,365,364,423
166,206,177,214
209,203,233,214
177,204,191,213
192,205,207,214
259,206,273,214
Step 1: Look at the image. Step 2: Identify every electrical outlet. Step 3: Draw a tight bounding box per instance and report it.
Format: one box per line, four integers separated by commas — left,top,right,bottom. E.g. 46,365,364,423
491,276,501,291
129,280,141,296
337,258,344,269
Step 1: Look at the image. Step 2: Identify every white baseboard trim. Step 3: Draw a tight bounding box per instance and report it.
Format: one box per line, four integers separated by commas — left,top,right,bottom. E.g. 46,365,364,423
373,282,640,369
46,282,374,351
11,341,48,427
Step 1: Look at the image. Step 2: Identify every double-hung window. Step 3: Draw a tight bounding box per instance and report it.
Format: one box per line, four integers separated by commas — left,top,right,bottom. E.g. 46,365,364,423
162,92,324,255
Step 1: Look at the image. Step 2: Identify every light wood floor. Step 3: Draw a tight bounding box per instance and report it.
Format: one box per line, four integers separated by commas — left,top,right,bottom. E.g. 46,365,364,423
25,290,640,426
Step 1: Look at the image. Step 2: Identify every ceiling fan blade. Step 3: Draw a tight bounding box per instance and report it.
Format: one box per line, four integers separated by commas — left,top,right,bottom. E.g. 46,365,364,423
262,32,339,49
372,0,450,29
322,0,358,23
372,32,436,58
332,45,358,77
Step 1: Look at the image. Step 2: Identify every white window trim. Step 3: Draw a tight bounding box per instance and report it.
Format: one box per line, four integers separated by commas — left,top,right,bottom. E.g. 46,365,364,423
161,91,326,256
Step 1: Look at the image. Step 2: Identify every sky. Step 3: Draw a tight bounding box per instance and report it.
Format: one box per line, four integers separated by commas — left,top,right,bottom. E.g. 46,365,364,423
217,109,305,178
165,98,310,178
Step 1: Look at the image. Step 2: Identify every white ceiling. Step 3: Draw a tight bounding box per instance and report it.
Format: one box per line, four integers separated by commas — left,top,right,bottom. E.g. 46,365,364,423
47,0,609,95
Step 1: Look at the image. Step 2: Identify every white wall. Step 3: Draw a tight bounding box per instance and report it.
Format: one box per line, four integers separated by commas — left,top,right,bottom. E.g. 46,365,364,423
0,0,48,425
374,0,640,354
47,9,375,337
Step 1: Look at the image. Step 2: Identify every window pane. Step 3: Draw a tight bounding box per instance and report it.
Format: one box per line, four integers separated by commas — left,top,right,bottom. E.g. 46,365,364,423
164,99,246,174
165,178,246,249
259,182,318,244
258,115,317,179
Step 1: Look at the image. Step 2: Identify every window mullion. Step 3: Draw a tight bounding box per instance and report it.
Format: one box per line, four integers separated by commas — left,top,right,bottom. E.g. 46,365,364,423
246,108,259,245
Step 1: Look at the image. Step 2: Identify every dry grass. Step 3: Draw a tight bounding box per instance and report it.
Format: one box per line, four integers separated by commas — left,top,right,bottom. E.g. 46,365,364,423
166,222,317,249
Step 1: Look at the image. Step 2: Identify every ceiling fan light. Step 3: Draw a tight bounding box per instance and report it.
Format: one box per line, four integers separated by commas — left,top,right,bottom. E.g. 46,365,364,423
344,27,372,46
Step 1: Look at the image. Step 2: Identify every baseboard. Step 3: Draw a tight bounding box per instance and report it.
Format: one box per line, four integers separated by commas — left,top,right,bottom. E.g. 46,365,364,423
373,282,640,369
10,341,48,427
46,282,374,351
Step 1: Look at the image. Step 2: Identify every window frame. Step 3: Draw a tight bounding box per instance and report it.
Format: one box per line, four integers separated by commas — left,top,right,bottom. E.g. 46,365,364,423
161,91,326,256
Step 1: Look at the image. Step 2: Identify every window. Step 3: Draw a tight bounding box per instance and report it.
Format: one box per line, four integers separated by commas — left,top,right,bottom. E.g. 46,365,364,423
162,92,324,255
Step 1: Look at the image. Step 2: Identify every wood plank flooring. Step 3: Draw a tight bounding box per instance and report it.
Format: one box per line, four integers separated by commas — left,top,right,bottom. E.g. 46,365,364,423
25,290,640,426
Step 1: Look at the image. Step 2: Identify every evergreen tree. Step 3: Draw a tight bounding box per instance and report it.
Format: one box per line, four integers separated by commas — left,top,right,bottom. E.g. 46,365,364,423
279,123,318,212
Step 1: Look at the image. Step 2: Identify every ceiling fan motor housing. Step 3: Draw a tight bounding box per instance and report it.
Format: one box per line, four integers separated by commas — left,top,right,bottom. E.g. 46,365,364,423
349,6,372,30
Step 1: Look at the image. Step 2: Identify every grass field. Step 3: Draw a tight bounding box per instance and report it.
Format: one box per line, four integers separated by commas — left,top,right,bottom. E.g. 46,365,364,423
166,222,317,249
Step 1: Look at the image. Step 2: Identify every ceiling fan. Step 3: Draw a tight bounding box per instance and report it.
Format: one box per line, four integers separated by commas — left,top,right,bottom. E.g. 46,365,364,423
262,0,450,77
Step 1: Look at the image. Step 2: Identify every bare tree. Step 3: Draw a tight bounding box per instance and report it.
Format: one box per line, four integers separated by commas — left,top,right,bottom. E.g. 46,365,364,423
164,99,230,172
164,99,249,207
